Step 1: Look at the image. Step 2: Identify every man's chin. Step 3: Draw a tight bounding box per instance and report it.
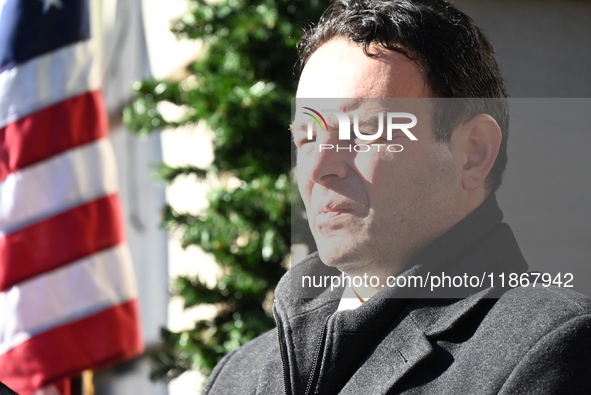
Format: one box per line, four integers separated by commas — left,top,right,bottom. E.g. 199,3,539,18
317,245,363,271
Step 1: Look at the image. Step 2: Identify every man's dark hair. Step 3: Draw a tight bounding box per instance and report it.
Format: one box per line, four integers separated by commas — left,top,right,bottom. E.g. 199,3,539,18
297,0,509,192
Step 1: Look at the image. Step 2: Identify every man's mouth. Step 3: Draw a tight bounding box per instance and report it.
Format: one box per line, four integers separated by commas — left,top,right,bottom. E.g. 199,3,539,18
316,204,355,229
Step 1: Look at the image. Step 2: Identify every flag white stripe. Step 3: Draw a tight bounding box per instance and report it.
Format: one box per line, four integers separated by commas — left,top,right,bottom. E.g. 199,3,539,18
0,244,137,355
33,385,61,395
0,39,101,129
0,1,8,22
0,138,119,236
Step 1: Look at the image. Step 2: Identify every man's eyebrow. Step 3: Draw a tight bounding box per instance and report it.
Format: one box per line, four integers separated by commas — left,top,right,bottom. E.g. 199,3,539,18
353,112,378,126
339,98,364,113
288,122,306,133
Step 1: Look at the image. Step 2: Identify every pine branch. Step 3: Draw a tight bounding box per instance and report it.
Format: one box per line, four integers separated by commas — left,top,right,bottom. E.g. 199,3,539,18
125,0,326,379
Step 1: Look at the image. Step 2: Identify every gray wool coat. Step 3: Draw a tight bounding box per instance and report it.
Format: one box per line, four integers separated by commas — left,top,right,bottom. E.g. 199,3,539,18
204,196,591,394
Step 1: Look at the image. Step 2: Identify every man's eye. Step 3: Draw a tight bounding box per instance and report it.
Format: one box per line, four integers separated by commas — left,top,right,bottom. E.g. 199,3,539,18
358,131,380,137
293,131,316,147
353,132,383,144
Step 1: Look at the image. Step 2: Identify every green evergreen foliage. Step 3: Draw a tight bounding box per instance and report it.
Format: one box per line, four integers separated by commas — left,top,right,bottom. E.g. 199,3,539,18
124,0,326,382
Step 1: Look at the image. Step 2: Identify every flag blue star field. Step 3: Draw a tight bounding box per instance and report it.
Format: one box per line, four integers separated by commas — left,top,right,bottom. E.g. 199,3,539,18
0,0,143,393
0,0,89,72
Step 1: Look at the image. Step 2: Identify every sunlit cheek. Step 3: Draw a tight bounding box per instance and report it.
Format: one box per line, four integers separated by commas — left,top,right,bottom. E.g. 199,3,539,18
352,150,393,181
296,153,311,183
295,168,313,207
352,156,372,181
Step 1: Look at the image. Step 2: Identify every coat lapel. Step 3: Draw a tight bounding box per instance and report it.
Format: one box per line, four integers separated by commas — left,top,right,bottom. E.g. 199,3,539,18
337,287,503,394
338,315,433,395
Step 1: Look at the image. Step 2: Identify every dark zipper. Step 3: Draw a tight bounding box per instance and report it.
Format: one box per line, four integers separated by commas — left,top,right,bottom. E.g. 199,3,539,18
274,301,292,395
304,315,331,395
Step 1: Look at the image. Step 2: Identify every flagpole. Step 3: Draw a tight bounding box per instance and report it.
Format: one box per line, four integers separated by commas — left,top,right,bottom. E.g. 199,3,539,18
82,371,94,395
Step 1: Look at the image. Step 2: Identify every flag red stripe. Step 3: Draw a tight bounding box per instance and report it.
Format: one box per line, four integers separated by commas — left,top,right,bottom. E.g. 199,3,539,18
0,300,143,394
0,91,108,182
53,378,71,395
0,194,125,291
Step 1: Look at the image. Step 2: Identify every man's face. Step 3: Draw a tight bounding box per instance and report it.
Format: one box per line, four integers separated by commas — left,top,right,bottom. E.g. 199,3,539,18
293,38,466,279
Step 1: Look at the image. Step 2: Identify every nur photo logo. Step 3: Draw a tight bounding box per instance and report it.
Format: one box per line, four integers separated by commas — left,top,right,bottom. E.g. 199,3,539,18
302,107,329,131
298,107,418,152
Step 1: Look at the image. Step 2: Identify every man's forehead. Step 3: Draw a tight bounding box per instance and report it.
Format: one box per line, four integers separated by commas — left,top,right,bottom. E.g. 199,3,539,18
296,38,428,99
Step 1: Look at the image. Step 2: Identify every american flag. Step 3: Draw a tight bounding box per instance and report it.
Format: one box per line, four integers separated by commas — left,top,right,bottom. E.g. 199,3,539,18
0,0,143,393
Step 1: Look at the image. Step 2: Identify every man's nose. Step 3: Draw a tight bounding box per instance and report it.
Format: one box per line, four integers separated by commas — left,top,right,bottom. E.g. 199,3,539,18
307,139,351,184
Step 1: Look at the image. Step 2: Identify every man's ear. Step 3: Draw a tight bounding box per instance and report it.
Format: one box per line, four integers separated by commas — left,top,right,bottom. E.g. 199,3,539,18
450,114,502,191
